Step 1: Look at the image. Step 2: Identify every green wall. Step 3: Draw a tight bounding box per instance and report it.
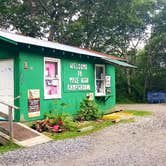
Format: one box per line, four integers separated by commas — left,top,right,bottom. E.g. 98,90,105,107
96,64,116,113
18,50,115,121
0,42,116,122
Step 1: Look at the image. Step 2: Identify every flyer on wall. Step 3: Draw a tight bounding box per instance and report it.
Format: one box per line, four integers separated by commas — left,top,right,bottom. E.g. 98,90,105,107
28,89,40,117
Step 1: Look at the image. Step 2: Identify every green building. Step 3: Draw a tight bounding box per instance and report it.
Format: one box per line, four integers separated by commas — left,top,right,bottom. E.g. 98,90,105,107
0,31,135,122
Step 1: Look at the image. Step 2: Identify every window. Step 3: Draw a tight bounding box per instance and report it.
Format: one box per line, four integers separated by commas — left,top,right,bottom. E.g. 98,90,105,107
95,64,106,96
44,57,61,99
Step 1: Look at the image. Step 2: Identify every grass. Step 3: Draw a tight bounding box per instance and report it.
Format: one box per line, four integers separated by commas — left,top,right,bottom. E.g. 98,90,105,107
46,110,152,140
0,110,152,154
117,118,135,123
124,110,152,116
44,118,135,140
0,143,20,154
26,109,153,141
45,120,114,140
116,97,136,104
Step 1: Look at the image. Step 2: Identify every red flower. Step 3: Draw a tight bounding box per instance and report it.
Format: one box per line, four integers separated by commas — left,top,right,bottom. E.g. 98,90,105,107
58,120,63,126
52,125,60,132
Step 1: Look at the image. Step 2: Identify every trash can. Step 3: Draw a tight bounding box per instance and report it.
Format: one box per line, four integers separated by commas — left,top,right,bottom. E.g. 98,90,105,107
147,91,166,103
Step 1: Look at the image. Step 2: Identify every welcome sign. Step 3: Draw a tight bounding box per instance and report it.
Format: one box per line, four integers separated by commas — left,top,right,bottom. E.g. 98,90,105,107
63,61,93,92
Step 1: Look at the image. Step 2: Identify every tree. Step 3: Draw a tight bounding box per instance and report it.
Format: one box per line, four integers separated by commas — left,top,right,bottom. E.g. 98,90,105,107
0,0,80,39
0,0,160,102
0,0,20,30
130,0,166,101
34,0,80,41
144,0,166,92
0,0,155,47
0,0,42,36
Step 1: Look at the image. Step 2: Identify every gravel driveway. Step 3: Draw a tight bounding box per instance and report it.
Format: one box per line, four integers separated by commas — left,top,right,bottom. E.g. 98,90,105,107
0,104,166,166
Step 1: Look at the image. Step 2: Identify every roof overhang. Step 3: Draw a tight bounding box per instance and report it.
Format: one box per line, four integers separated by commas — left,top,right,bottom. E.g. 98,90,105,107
0,36,18,45
0,31,136,68
102,58,137,68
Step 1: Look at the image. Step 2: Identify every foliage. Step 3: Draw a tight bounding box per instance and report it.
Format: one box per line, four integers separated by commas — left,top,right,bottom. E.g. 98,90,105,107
0,0,165,102
123,0,166,102
124,110,152,116
144,0,166,91
46,111,142,141
33,101,77,133
46,120,114,141
0,143,20,154
0,0,80,40
32,118,51,132
116,95,135,104
116,66,145,103
0,0,155,51
61,115,77,131
116,0,166,102
76,99,101,121
33,112,77,133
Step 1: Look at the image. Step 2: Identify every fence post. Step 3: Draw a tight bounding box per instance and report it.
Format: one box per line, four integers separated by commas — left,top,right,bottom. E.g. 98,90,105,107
8,106,13,141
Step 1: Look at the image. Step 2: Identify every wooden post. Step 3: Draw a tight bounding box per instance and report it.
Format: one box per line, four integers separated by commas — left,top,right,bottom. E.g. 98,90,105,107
0,101,19,142
8,106,13,141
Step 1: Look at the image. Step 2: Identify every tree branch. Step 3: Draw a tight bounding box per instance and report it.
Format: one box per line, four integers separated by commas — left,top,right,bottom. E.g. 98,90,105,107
38,0,50,16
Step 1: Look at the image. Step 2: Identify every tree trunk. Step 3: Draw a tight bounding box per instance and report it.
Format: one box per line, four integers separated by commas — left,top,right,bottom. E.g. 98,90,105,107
143,46,152,100
48,25,56,41
126,68,131,95
143,72,148,101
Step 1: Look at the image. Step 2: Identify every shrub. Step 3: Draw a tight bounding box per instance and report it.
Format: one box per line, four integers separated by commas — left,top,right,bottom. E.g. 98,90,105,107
76,98,101,121
61,114,78,131
33,101,78,133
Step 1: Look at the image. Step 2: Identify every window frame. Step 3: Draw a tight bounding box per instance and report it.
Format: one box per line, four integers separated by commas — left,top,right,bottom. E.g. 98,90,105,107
95,64,106,96
44,57,61,99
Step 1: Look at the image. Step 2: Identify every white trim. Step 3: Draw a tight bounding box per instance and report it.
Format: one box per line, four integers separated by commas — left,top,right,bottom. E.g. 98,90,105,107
44,57,61,99
95,64,106,96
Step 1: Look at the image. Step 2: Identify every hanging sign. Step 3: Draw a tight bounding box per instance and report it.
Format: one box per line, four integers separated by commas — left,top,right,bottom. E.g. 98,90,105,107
28,89,40,117
105,76,111,87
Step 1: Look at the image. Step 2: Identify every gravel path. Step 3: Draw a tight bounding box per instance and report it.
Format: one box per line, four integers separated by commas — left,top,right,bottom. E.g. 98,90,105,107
0,104,166,166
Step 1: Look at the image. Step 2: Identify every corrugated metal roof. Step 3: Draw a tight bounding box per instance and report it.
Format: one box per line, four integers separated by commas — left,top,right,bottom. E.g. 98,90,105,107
0,31,136,68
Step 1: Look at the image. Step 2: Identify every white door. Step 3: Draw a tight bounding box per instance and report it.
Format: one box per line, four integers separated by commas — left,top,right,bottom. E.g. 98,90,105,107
0,59,14,116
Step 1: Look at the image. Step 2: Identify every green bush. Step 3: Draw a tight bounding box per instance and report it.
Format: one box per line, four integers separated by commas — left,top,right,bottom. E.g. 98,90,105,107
33,101,78,133
61,114,78,131
44,101,68,125
76,99,101,121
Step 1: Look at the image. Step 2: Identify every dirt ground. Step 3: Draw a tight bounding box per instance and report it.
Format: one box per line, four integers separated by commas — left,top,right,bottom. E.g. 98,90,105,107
0,104,166,166
56,104,166,166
